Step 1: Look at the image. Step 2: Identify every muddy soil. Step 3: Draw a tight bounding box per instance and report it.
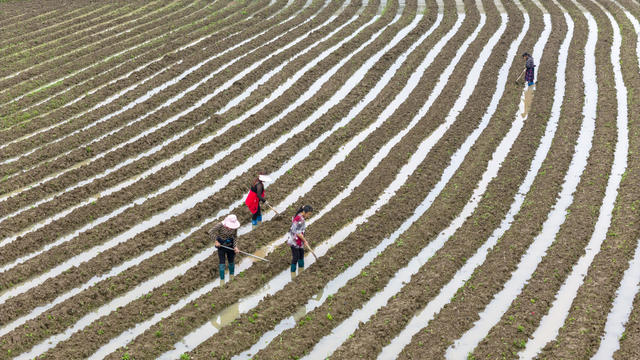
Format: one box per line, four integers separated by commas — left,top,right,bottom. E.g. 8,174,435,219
328,3,551,360
0,0,404,355
0,0,404,354
0,1,161,66
0,0,258,136
395,0,608,358
0,0,306,181
247,1,537,359
532,0,640,358
0,0,341,273
611,4,640,360
0,0,335,225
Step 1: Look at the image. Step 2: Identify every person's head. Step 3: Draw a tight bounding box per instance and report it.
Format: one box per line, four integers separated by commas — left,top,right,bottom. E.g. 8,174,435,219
295,205,313,219
222,214,241,230
522,52,529,59
255,172,272,184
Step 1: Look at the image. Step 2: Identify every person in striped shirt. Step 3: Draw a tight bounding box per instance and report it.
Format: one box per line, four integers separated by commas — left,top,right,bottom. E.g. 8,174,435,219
207,214,240,280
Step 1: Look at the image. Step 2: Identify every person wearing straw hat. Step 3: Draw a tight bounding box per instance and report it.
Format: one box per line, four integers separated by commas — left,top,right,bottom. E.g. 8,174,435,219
207,214,241,280
288,205,313,274
245,173,272,226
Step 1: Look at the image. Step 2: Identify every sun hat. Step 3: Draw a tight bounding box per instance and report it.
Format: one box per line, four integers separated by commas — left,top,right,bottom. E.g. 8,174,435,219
258,174,273,182
222,214,241,229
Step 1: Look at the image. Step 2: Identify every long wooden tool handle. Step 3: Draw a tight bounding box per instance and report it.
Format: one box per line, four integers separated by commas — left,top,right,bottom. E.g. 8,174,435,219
516,68,525,81
219,245,270,262
266,201,280,216
306,243,318,261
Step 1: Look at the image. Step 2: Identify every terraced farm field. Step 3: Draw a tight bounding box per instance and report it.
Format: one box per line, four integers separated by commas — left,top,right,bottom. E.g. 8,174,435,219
1,0,640,358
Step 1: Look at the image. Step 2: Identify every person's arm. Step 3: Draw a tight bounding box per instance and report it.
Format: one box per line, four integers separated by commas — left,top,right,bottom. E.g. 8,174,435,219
233,231,239,253
211,223,222,247
256,182,265,202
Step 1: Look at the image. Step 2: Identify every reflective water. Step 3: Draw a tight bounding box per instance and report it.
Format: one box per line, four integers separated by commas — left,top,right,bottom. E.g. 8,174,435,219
305,6,531,360
0,2,375,306
593,2,640,358
384,7,556,360
523,3,628,358
0,0,333,243
4,5,397,357
448,4,594,358
0,0,170,108
0,0,314,198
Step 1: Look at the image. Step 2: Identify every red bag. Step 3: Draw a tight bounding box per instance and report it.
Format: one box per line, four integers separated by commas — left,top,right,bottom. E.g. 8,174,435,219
245,189,265,214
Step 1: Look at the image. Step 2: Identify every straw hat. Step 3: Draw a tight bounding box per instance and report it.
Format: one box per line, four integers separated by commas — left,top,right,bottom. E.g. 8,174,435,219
222,214,240,229
258,174,272,182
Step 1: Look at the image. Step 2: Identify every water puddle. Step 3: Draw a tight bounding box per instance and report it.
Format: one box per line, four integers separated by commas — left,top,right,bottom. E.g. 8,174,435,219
0,0,316,197
522,4,628,358
0,0,187,87
593,2,640,358
445,5,594,358
0,0,354,264
0,0,351,272
0,0,390,314
383,8,557,360
0,0,275,154
0,0,168,108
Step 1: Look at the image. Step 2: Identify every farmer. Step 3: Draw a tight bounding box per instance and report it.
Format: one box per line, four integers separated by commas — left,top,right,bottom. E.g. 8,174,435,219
207,214,240,280
523,52,535,86
288,205,313,273
245,173,272,226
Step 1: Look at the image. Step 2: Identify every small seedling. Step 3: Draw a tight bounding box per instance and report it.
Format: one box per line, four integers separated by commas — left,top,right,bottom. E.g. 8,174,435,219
326,313,333,320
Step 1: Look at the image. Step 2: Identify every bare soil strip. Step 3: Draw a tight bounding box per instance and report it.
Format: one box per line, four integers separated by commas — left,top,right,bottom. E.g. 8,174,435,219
0,0,406,356
0,0,396,354
0,0,199,84
0,1,162,66
396,0,609,357
528,1,639,358
0,0,260,141
0,1,312,188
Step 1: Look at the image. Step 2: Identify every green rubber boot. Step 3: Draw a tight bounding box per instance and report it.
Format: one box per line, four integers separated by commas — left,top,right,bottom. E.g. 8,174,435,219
219,264,226,280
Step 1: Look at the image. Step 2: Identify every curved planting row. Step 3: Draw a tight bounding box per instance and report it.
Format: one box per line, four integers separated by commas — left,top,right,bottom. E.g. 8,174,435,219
1,0,639,358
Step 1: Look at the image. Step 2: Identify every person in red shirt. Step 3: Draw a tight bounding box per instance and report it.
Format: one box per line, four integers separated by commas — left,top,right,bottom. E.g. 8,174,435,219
245,173,272,226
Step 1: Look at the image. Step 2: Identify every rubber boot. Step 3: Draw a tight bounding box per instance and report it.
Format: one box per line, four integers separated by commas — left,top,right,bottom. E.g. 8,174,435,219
229,263,235,280
290,263,297,272
251,218,258,226
297,258,304,269
219,264,226,280
257,213,262,224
